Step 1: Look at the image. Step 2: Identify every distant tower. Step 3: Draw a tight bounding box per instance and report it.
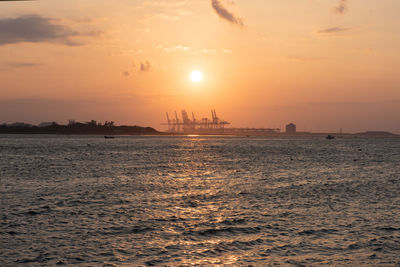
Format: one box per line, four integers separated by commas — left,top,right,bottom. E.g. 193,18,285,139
286,123,296,134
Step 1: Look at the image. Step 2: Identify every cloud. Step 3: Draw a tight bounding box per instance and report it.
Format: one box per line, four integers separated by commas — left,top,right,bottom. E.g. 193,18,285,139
211,0,243,27
7,62,43,68
142,0,188,7
140,60,152,72
142,8,193,21
334,0,347,15
286,55,321,62
0,61,43,71
317,26,349,34
221,49,232,54
156,44,232,55
157,44,190,53
0,14,98,46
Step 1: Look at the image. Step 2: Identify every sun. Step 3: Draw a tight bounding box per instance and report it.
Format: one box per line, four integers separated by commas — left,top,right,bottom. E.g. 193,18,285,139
190,70,203,83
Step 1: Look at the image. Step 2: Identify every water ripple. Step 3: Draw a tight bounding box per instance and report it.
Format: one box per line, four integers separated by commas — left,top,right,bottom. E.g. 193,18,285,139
1,135,400,266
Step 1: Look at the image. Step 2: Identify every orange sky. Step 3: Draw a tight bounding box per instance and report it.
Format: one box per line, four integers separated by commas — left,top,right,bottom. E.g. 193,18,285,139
0,0,399,133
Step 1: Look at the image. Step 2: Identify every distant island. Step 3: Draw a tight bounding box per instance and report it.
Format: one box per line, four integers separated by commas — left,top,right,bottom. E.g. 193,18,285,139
0,120,160,135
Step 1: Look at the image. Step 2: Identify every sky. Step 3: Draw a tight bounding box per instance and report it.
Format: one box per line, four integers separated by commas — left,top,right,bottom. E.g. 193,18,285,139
0,0,399,133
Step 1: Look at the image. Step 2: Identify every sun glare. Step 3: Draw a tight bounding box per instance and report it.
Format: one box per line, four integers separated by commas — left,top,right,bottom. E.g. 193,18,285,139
190,70,203,83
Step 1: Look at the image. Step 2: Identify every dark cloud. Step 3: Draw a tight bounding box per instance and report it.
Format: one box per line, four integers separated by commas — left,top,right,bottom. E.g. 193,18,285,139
0,14,97,46
140,60,152,72
211,0,243,27
334,0,347,15
317,26,349,34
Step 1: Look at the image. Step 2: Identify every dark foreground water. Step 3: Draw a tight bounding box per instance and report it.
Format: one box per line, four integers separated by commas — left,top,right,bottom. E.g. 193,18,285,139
1,135,400,266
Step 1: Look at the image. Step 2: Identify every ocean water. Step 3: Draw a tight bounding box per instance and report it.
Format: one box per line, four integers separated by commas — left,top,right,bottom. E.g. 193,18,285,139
1,135,400,266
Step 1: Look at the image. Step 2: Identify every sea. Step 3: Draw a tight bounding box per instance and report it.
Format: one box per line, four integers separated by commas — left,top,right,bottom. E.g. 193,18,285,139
1,135,400,266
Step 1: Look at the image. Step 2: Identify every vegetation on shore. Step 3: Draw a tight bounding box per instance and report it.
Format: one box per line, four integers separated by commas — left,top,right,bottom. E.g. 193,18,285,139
0,120,159,135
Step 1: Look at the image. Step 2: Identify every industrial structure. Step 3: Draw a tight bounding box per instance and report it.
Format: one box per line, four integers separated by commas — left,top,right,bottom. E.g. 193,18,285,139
163,110,281,135
164,110,230,133
286,123,296,134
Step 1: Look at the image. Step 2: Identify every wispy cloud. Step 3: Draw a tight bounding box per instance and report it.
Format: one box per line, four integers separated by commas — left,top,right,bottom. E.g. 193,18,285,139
0,14,99,46
317,26,350,34
0,61,42,71
7,62,42,68
286,55,321,62
156,44,232,55
157,44,190,53
142,0,188,7
142,8,192,21
334,0,347,15
211,0,243,27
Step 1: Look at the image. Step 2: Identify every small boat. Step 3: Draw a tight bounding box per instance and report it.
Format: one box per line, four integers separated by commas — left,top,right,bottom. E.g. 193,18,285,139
104,135,115,139
326,135,335,140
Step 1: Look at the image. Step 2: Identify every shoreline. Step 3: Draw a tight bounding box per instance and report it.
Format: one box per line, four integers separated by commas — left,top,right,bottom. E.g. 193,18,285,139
1,132,399,138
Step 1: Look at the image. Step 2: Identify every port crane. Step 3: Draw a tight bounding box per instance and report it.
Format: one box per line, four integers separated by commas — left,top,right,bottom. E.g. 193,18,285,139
163,109,230,133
